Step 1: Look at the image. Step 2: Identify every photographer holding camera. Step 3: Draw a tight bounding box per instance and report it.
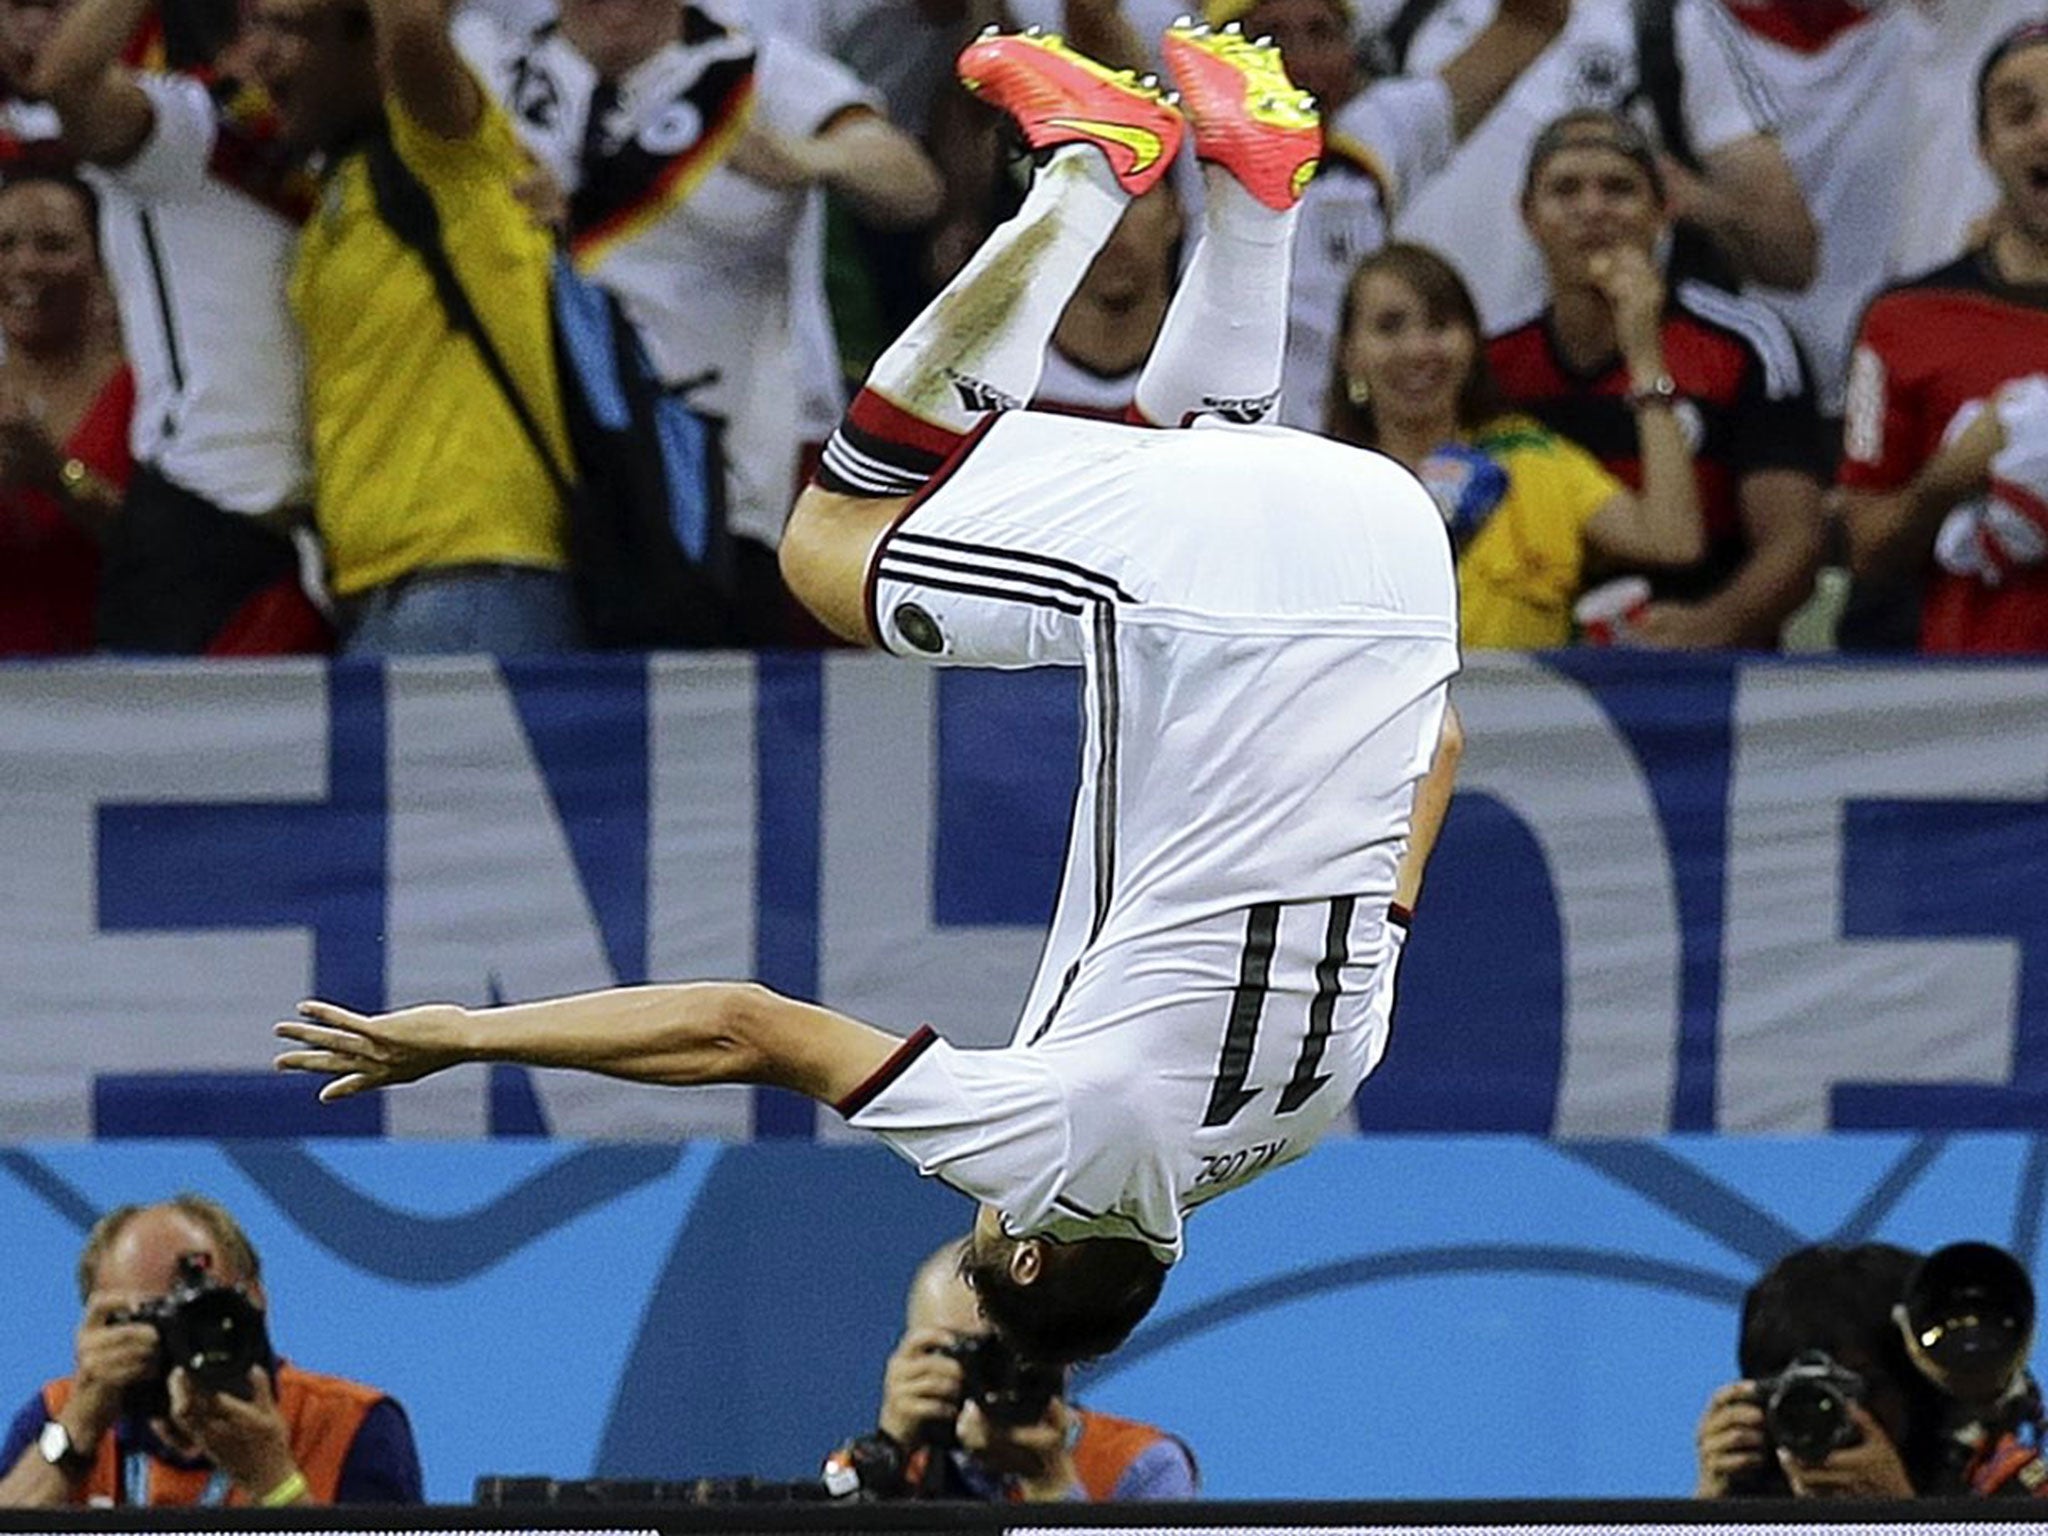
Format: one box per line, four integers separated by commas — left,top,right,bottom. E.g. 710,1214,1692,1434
828,1242,1196,1502
1696,1243,1938,1498
1697,1239,2048,1500
0,1195,421,1508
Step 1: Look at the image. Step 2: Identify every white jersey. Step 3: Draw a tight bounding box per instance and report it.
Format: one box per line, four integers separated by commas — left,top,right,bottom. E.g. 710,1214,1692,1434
1281,75,1456,429
1395,0,1780,332
460,9,877,544
1891,0,2041,278
1712,1,1912,415
85,74,310,513
0,96,61,155
841,413,1459,1260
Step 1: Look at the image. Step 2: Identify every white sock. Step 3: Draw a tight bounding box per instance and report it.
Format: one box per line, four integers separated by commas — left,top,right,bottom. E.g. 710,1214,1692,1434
1132,166,1298,427
815,147,1129,497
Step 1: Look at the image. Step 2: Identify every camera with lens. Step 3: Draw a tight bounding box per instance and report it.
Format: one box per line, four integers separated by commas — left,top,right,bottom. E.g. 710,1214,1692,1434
1900,1241,2037,1406
1758,1350,1867,1465
110,1254,271,1418
939,1334,1063,1428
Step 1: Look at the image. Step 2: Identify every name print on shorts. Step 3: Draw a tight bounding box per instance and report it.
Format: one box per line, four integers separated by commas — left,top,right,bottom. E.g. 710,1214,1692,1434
1193,1137,1290,1190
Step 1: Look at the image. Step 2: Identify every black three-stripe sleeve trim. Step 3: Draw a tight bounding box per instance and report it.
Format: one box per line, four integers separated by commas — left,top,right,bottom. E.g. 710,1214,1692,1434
891,532,1132,602
872,567,1087,616
833,1024,939,1119
879,549,1118,607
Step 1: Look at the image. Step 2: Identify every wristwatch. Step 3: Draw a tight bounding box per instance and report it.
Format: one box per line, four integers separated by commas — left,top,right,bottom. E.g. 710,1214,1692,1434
1625,372,1680,411
37,1420,93,1480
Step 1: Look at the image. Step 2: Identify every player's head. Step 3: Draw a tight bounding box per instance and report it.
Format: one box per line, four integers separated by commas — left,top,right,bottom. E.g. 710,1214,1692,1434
1521,110,1668,283
1328,241,1498,446
960,1208,1167,1367
1976,21,2048,245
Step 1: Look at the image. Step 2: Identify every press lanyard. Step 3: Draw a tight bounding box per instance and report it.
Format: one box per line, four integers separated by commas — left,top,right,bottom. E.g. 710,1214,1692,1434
121,1450,233,1507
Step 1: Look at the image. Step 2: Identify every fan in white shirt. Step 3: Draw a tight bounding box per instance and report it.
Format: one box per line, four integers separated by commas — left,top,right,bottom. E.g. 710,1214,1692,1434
459,0,941,566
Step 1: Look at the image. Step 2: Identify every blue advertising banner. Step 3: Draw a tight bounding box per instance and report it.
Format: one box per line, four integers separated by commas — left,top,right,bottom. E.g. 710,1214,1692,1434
1,652,2045,1141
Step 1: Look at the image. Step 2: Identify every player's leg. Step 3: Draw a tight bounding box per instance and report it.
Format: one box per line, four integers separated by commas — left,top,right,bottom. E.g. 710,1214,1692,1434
783,32,1182,641
813,33,1182,500
1130,22,1318,428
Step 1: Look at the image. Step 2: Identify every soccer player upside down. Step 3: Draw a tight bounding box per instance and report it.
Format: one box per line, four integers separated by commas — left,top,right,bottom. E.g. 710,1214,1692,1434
277,21,1464,1370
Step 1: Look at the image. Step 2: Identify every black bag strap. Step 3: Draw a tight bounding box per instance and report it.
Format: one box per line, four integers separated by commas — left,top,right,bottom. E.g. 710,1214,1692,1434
1631,0,1697,170
359,128,575,501
1379,0,1442,75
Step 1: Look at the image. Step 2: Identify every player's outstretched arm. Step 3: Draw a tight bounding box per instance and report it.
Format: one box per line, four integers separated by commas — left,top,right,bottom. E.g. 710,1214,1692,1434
1392,703,1463,913
274,983,902,1105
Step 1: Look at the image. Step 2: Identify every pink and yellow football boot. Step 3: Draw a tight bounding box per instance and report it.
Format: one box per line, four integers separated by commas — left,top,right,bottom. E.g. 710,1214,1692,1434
956,28,1186,197
1162,17,1322,210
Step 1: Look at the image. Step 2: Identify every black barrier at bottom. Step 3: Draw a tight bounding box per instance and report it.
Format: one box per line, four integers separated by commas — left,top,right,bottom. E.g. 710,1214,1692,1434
6,1500,2048,1534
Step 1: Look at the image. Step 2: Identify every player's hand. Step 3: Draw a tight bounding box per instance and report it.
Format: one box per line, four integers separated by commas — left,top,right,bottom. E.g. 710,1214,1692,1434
69,1292,160,1439
273,1001,469,1100
167,1367,301,1501
876,1328,965,1446
1694,1380,1766,1497
957,1395,1076,1500
1586,246,1667,382
727,122,824,190
511,153,569,235
1778,1402,1914,1498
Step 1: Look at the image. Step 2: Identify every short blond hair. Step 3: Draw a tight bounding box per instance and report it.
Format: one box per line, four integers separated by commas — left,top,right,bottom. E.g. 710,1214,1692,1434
75,1194,262,1304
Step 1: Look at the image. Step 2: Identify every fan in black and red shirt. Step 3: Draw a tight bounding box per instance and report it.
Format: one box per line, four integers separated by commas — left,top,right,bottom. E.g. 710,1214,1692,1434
1840,20,2048,655
1489,109,1829,649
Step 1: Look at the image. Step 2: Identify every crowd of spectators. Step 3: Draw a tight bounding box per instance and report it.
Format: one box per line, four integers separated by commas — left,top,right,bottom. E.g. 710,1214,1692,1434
0,0,2042,660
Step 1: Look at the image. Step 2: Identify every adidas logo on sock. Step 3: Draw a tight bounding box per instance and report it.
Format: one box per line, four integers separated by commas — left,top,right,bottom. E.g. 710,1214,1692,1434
1200,391,1279,425
948,369,1024,414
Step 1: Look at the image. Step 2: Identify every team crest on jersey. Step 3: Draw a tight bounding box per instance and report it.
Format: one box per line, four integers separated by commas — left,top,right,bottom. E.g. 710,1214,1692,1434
893,603,945,654
639,99,704,156
1570,45,1629,108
